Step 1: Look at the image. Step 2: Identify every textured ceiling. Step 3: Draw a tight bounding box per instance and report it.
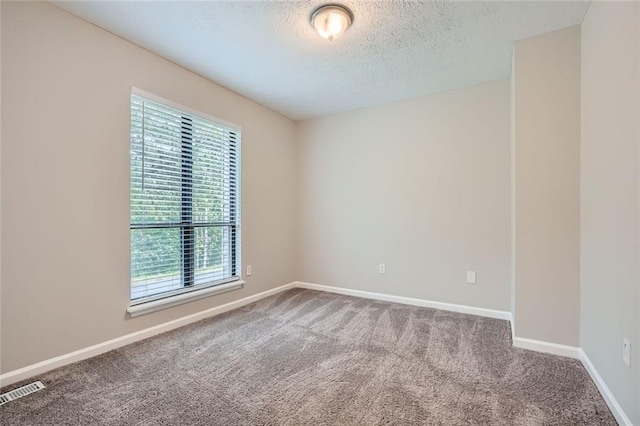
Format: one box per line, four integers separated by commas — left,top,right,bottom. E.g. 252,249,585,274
53,1,590,120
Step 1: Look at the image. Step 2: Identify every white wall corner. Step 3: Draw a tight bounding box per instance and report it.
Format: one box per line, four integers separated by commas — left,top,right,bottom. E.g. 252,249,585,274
510,313,515,342
579,349,634,426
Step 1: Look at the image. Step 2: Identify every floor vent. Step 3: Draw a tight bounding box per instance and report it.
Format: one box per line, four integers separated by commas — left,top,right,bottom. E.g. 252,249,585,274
0,381,46,406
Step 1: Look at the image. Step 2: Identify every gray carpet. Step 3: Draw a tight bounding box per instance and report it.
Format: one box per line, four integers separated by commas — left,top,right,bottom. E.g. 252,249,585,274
1,288,615,425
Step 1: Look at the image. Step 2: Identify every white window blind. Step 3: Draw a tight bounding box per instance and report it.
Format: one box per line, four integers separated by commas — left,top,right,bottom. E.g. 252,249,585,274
130,92,241,304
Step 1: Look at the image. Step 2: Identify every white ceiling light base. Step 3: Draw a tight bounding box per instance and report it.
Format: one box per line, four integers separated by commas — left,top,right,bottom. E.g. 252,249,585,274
311,4,353,41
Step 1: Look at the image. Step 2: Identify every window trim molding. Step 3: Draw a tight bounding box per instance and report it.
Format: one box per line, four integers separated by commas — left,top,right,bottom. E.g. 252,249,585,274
127,279,245,317
130,87,242,132
130,276,243,307
129,87,243,316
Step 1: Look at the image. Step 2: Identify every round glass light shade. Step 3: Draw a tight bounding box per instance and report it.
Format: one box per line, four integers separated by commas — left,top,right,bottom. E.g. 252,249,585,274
311,5,352,41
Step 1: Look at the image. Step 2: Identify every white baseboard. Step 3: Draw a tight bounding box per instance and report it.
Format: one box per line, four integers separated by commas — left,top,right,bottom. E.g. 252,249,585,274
579,349,633,426
0,282,295,388
293,281,512,321
2,280,632,426
511,336,581,359
301,280,629,424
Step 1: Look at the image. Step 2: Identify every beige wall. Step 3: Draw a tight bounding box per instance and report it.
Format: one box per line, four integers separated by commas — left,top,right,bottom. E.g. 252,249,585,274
0,0,3,375
511,26,581,346
0,2,297,373
580,1,639,423
296,80,511,311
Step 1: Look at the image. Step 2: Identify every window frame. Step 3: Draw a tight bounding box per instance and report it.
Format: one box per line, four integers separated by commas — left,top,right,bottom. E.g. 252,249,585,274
127,88,243,315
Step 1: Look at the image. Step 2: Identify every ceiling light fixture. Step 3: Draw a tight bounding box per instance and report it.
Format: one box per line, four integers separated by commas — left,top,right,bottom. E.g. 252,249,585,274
311,4,353,41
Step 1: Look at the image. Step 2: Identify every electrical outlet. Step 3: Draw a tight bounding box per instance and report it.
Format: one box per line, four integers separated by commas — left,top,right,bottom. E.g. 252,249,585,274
466,271,476,284
246,265,252,276
623,338,631,367
379,263,386,274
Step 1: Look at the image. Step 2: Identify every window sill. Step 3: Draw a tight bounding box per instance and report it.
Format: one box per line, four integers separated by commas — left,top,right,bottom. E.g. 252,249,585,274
127,280,245,318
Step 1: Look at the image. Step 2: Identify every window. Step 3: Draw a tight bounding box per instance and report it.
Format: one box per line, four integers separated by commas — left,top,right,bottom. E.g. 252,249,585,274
129,90,241,308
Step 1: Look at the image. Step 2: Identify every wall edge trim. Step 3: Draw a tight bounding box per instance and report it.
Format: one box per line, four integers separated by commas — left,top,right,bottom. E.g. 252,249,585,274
0,282,296,388
579,348,634,426
3,280,631,426
293,281,512,320
512,336,580,359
